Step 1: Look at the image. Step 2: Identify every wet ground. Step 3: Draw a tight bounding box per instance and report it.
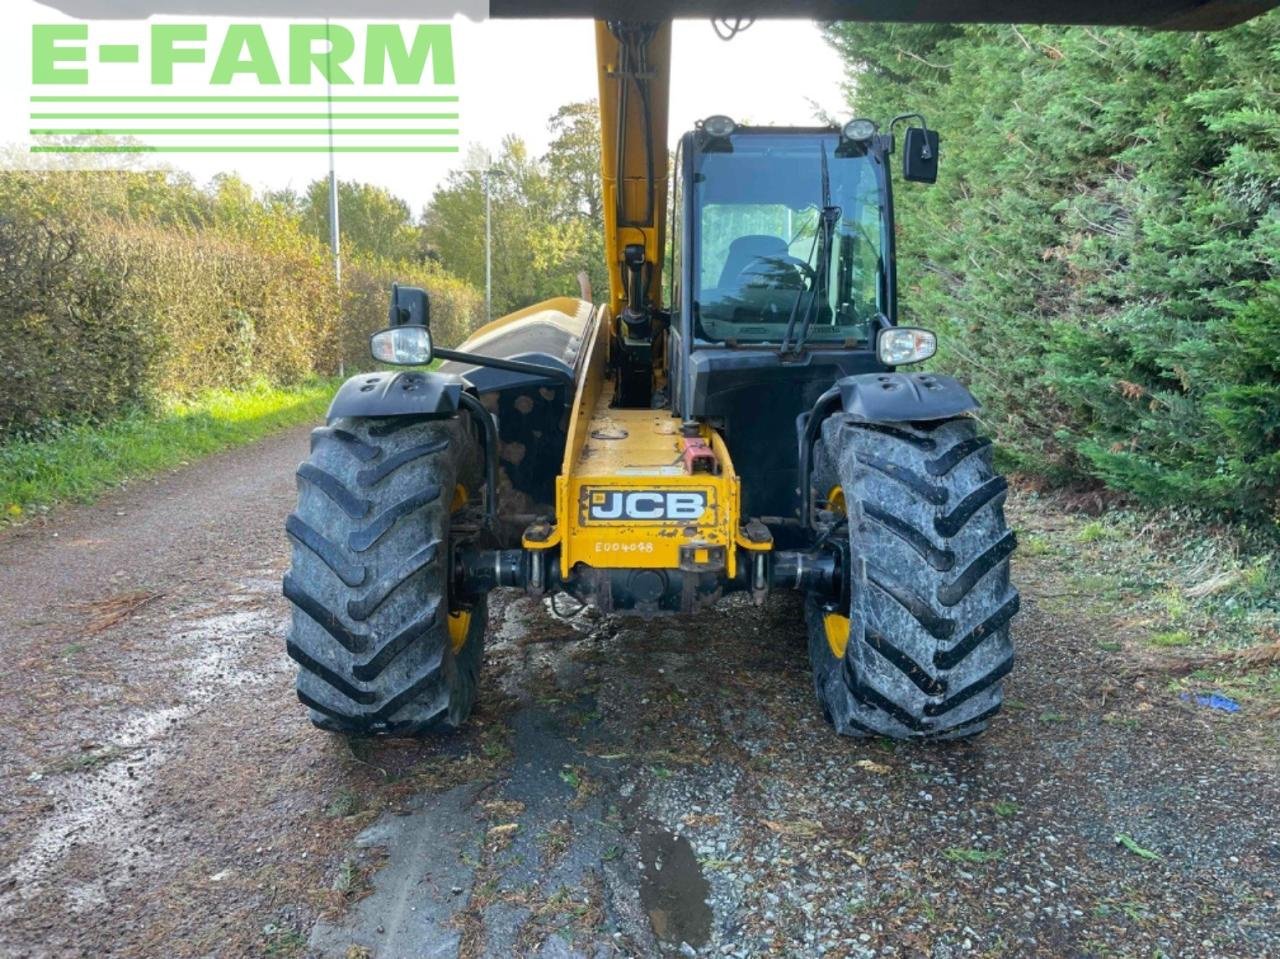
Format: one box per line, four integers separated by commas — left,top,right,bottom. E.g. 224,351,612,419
1,426,1277,958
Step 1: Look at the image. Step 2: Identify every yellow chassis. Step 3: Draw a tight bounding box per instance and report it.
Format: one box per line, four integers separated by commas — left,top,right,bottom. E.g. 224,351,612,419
519,305,770,583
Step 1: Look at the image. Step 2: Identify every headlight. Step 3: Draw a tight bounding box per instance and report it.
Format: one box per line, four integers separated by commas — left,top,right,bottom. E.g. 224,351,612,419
701,114,737,137
370,325,433,365
877,327,936,366
842,118,878,141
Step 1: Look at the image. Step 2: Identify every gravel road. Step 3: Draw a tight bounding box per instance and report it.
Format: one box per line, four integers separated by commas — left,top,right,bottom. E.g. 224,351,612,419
0,426,1276,958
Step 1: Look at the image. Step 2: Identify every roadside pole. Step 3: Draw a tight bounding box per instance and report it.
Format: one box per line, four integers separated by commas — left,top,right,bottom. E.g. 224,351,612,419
326,18,342,376
484,167,492,324
484,165,506,325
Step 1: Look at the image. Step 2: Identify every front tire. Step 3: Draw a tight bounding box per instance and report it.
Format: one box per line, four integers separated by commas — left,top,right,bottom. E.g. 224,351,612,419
283,415,485,736
808,415,1019,741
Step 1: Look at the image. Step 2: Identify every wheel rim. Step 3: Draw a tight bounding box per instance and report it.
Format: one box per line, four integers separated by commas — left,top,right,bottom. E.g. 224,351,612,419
822,485,850,658
447,610,472,654
827,484,846,517
450,483,469,512
446,483,475,655
823,612,850,659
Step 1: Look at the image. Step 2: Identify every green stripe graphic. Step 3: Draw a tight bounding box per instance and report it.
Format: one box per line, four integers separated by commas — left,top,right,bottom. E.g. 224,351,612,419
32,146,462,154
27,93,463,155
30,96,459,103
32,129,459,136
31,113,459,120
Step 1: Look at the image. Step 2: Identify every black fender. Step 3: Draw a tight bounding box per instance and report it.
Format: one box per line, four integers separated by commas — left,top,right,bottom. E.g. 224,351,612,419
325,371,503,535
326,370,463,423
796,372,980,530
835,371,979,422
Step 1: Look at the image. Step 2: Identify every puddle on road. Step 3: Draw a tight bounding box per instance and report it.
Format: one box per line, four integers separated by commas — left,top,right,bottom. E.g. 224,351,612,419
637,822,713,950
182,608,287,689
4,706,186,911
1,604,285,916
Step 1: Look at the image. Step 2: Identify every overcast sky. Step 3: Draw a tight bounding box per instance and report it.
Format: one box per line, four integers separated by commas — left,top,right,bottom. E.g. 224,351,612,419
5,6,850,212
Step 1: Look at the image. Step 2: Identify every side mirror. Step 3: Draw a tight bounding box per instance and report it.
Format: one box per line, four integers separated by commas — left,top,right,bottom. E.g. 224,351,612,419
370,324,433,366
388,283,430,328
903,126,939,183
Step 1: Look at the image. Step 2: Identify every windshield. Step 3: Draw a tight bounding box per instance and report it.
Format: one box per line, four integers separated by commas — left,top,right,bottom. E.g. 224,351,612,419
691,133,886,346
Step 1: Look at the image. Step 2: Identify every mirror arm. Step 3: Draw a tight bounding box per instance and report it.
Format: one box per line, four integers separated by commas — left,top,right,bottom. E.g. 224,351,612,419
889,112,929,134
381,284,574,390
888,112,932,159
433,347,575,391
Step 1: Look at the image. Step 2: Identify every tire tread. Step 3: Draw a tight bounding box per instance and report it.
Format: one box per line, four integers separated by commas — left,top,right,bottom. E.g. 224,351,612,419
808,415,1018,741
283,416,484,736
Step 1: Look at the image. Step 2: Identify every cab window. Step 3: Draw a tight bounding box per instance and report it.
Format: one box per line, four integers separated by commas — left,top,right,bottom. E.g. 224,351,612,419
691,133,885,346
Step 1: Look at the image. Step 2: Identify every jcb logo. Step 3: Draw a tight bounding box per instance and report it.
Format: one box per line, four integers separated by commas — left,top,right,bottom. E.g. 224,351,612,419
581,489,709,523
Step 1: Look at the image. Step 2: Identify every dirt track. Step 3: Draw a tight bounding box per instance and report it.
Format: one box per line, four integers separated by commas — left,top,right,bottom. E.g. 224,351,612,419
1,426,1277,959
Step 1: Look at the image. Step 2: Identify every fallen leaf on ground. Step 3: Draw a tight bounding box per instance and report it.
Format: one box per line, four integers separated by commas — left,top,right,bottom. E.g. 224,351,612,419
944,847,1003,864
481,799,525,820
1237,640,1280,669
855,759,891,774
83,590,164,634
763,819,822,839
1185,570,1241,598
1115,833,1160,860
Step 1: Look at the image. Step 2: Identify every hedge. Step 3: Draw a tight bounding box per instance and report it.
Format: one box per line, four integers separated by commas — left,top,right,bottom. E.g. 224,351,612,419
827,13,1280,524
0,171,482,437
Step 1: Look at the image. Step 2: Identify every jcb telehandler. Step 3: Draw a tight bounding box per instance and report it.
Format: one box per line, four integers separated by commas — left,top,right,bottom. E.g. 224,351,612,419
283,1,1271,742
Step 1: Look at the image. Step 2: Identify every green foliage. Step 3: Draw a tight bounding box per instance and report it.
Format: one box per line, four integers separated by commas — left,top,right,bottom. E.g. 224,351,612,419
424,100,606,315
827,14,1280,525
299,177,424,264
0,378,339,518
546,100,606,298
0,168,482,437
0,216,157,433
546,101,604,224
0,100,604,461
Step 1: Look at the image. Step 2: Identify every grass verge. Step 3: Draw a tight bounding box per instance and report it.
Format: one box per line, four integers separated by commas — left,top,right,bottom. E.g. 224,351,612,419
1009,491,1280,714
0,377,339,523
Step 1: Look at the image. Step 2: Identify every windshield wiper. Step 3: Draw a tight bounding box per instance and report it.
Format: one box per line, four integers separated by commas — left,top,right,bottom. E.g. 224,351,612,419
780,142,840,355
778,232,818,354
793,205,841,351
